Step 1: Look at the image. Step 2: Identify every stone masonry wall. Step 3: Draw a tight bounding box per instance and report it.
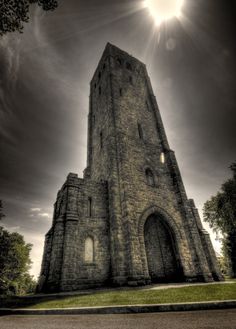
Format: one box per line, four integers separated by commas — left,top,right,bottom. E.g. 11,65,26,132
39,174,110,292
38,43,223,292
88,43,220,284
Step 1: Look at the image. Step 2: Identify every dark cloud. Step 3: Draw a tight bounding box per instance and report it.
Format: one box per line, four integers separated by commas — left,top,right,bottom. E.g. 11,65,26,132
0,0,235,277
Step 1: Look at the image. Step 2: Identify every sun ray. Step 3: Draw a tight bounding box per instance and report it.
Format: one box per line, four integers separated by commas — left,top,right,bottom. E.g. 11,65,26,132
144,0,184,25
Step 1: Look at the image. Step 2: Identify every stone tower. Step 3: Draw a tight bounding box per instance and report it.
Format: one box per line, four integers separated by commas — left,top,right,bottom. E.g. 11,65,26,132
38,43,222,292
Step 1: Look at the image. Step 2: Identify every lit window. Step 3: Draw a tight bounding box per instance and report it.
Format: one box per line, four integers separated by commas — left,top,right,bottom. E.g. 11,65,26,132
84,237,94,263
160,152,165,164
145,168,155,187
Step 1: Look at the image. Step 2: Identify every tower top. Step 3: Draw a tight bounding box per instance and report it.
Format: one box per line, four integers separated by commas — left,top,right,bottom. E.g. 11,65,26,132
104,42,141,60
90,43,145,83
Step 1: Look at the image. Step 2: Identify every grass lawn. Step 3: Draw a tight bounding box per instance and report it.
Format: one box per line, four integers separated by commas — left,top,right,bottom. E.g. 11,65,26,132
1,282,236,309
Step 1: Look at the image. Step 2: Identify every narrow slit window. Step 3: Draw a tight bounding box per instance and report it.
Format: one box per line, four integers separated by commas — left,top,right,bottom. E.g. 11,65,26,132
119,88,122,96
84,237,94,263
138,123,144,140
88,197,92,217
98,72,101,80
100,131,103,149
145,168,155,187
126,62,132,71
117,58,122,66
160,152,165,164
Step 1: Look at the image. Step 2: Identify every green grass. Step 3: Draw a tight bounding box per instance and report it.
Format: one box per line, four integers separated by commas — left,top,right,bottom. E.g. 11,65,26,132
1,283,236,309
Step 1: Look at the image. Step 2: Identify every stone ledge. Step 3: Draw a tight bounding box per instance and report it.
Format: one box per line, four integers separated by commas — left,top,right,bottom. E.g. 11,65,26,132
1,300,236,315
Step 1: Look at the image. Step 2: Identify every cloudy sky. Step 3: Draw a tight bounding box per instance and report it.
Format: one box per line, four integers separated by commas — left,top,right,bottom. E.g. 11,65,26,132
0,0,235,278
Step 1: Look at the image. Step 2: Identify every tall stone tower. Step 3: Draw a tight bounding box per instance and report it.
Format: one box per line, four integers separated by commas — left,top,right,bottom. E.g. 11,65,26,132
38,43,222,292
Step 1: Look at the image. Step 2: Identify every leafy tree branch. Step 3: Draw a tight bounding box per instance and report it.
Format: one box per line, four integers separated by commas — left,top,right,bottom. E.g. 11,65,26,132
0,0,58,36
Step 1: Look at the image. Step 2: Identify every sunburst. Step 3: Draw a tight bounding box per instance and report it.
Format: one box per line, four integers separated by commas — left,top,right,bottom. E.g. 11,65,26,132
144,0,184,25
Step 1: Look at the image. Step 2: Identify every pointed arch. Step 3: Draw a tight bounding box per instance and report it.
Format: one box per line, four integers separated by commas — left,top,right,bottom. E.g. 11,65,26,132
138,206,184,281
84,236,94,263
138,206,182,240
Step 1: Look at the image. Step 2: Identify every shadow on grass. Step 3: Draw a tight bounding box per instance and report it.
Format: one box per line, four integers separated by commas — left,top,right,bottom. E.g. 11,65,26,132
1,282,236,310
0,284,149,309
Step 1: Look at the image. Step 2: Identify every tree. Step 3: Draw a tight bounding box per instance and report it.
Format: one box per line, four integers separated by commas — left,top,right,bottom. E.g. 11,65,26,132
203,163,236,278
0,226,35,295
0,0,58,36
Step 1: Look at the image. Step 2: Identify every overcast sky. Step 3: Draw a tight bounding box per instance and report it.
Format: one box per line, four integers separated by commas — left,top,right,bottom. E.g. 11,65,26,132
0,0,235,278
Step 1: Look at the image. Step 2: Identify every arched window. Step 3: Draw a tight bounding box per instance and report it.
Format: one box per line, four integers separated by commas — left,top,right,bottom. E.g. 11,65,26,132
84,237,94,263
138,123,144,140
88,197,92,217
145,168,155,187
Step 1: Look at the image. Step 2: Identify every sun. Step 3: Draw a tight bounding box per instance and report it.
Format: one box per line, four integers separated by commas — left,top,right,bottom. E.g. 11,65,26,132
144,0,184,25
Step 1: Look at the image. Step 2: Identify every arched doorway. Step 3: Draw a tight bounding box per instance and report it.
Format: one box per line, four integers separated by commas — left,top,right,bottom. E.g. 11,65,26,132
144,214,182,282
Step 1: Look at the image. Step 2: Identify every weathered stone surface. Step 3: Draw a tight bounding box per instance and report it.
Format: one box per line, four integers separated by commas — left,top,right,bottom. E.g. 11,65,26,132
38,43,223,293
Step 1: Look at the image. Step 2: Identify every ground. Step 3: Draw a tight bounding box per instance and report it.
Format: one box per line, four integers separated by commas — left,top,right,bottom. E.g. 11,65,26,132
0,310,236,329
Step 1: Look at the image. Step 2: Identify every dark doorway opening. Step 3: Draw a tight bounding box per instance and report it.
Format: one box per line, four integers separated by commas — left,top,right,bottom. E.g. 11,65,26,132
144,214,183,282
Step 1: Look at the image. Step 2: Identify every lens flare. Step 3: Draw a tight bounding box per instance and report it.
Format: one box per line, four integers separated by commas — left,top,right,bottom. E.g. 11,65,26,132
144,0,184,25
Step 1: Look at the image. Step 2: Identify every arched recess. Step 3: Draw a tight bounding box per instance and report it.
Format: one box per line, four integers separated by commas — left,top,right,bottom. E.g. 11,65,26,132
138,206,184,282
84,236,94,263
